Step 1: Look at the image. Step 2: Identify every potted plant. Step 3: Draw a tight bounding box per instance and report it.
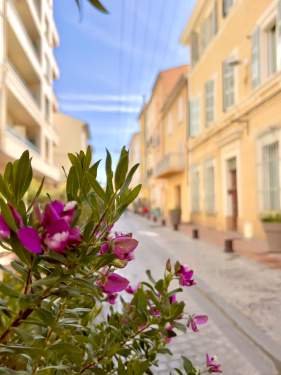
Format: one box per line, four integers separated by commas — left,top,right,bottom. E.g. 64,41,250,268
261,212,281,252
169,207,182,230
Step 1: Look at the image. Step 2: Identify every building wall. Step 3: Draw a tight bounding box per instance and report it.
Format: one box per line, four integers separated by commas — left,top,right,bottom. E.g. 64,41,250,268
0,0,60,183
182,0,281,240
53,112,89,178
159,77,190,223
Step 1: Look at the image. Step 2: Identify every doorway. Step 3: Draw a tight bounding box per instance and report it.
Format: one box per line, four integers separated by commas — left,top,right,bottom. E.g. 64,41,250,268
227,158,238,231
175,185,181,209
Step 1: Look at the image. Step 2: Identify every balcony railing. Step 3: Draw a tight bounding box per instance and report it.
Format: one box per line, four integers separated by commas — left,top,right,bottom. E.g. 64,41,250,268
7,62,41,109
154,153,185,178
6,126,40,154
8,0,41,62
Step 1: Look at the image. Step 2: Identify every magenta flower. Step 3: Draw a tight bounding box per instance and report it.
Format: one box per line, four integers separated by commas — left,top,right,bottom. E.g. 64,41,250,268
112,235,138,261
44,219,81,253
150,306,160,317
106,293,117,305
17,227,42,254
164,323,176,344
125,283,140,294
176,264,196,287
9,205,23,227
100,273,129,294
206,354,222,373
100,242,109,255
0,215,10,240
169,294,177,304
187,314,208,332
42,200,76,227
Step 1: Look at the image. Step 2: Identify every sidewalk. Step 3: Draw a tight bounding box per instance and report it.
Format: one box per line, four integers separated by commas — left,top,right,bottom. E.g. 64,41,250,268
141,215,281,269
178,222,281,269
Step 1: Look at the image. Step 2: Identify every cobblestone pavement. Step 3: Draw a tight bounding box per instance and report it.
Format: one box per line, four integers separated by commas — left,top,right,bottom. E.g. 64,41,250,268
115,213,281,375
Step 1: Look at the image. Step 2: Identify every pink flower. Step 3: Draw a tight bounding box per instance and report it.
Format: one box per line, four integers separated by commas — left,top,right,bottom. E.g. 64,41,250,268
9,205,23,227
150,306,160,317
125,283,140,294
0,215,10,240
176,264,196,287
42,200,76,227
100,273,129,294
106,293,117,305
17,227,42,254
44,219,81,253
100,242,109,255
112,235,138,261
206,354,222,373
187,315,208,332
169,294,177,304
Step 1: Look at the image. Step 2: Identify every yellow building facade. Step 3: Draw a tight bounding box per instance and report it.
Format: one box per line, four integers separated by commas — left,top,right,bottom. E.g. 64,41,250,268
0,0,60,184
181,0,281,239
138,66,188,218
53,112,90,180
154,73,190,224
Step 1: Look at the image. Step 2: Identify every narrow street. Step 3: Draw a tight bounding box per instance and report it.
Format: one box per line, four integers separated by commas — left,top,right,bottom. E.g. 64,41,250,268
115,212,281,375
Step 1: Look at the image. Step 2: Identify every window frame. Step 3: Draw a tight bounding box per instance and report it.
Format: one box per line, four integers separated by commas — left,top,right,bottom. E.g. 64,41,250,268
222,60,235,111
191,166,200,213
205,79,215,127
204,159,216,214
257,128,281,212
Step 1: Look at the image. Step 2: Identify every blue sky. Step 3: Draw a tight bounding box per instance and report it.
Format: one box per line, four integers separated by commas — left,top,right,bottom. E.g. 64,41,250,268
54,0,195,182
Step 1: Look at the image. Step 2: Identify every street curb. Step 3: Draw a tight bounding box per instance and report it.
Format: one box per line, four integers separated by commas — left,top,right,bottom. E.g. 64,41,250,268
196,278,281,372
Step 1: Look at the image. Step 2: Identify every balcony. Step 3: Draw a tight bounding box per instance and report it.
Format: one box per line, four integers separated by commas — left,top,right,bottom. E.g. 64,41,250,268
154,153,185,178
2,127,60,183
7,0,41,74
6,62,42,126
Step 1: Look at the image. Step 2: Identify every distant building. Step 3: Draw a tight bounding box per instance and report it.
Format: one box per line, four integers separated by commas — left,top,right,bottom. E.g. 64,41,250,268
138,65,188,219
181,0,281,239
0,0,60,184
155,71,189,224
128,131,141,187
53,112,90,178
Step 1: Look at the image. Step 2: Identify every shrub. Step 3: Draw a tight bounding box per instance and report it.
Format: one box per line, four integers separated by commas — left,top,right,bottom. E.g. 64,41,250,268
0,148,221,374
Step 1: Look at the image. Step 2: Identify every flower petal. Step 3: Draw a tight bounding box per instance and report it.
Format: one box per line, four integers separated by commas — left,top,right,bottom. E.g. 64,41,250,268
102,273,129,294
17,227,42,254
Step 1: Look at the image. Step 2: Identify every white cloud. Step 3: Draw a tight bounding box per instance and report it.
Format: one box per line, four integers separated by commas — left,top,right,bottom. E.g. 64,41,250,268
61,103,140,113
59,93,143,103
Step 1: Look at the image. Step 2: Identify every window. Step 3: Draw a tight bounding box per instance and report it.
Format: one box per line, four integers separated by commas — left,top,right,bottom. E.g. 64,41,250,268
204,162,215,214
262,141,280,210
167,113,173,135
267,23,277,76
45,97,50,123
223,0,234,17
191,31,199,67
252,28,261,88
191,168,200,213
223,61,235,111
189,98,200,137
205,80,215,126
178,97,184,123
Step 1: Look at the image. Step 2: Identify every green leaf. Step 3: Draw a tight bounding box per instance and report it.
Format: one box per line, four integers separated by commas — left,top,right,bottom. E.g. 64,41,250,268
182,356,198,375
0,198,17,232
86,172,106,201
105,149,113,197
115,147,129,190
88,0,109,13
120,163,140,194
27,177,45,212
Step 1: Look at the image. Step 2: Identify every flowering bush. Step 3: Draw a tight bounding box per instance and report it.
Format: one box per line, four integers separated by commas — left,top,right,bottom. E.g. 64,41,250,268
0,148,221,374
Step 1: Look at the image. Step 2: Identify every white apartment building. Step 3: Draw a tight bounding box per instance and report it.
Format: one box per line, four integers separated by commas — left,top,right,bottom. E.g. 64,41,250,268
0,0,60,183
